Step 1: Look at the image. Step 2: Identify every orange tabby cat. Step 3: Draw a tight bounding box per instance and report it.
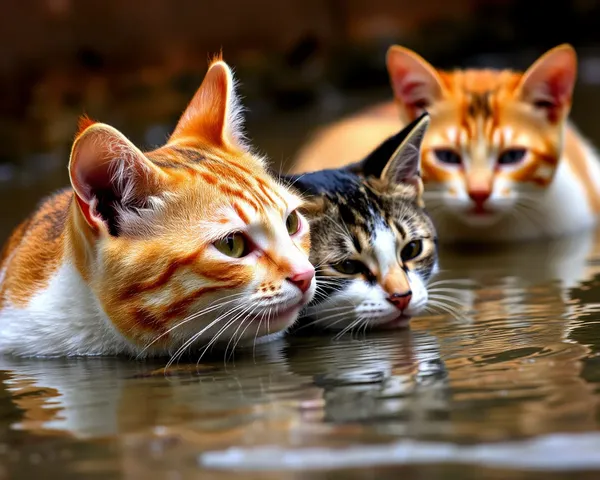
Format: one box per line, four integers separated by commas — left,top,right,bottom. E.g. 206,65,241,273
0,57,315,357
293,44,600,242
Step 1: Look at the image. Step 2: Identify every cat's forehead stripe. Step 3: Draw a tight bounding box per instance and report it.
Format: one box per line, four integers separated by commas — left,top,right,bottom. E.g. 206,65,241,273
466,90,493,118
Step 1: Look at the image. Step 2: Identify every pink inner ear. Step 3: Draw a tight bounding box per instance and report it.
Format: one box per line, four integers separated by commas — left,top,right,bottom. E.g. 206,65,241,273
520,47,577,110
70,125,155,233
386,48,444,119
72,139,115,205
543,68,574,105
396,77,433,108
74,193,101,231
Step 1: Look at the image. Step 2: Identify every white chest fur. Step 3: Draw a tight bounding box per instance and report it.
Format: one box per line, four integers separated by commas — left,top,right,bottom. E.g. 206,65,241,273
0,262,135,357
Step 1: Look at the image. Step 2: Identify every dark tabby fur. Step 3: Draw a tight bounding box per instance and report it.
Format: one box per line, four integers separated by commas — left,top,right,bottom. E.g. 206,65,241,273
286,115,438,332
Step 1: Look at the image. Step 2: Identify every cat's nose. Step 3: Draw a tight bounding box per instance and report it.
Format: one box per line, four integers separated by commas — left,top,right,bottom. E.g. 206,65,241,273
468,189,491,206
387,291,412,311
287,267,315,293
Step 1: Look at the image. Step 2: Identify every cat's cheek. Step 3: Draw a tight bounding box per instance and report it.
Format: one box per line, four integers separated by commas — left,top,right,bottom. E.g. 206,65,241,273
303,275,318,305
294,233,312,256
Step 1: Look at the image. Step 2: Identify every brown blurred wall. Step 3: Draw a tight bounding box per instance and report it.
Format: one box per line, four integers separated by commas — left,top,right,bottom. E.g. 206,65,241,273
0,0,481,76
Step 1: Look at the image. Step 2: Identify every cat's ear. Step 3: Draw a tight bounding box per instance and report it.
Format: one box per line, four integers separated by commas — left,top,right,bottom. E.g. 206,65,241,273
168,56,246,150
517,44,577,121
381,114,429,196
69,120,166,235
353,113,429,184
386,45,445,119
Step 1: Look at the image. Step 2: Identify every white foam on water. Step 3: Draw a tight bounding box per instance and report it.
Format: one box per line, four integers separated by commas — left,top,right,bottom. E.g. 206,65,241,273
199,433,600,471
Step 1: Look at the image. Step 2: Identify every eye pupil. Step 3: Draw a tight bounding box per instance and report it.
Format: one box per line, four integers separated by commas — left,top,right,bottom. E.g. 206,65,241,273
434,149,462,165
213,232,248,258
498,148,527,165
331,259,365,275
401,240,423,262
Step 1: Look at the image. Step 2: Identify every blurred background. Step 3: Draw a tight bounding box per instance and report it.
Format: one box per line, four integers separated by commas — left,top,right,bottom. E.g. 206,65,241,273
2,0,600,237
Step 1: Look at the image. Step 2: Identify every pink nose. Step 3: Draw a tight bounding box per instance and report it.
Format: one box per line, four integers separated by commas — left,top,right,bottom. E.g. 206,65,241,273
468,189,491,207
287,268,315,293
387,292,412,311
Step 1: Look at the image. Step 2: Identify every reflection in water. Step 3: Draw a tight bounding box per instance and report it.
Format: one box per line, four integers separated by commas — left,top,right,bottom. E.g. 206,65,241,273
0,230,599,477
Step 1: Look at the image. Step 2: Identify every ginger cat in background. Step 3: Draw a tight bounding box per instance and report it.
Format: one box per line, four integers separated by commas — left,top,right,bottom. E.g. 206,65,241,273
0,57,316,358
292,44,600,243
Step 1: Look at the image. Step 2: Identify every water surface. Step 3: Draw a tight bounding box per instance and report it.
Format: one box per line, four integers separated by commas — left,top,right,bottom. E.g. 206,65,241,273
1,83,600,479
0,230,599,479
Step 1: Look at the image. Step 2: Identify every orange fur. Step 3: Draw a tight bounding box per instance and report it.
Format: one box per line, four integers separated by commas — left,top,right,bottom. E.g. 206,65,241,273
75,115,97,138
292,44,600,242
0,58,314,357
293,45,578,183
0,191,71,309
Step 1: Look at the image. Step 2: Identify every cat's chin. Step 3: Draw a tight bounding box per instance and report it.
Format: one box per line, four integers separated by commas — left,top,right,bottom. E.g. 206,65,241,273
457,210,505,227
249,300,305,334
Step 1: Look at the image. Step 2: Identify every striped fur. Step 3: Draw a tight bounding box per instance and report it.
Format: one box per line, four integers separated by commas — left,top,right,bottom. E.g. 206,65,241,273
0,58,315,357
292,44,600,243
286,116,438,332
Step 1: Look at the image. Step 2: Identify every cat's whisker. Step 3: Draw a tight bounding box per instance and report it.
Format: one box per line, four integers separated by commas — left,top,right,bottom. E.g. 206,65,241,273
359,316,371,339
313,285,345,299
512,203,545,231
280,173,308,190
312,251,341,269
429,293,468,305
166,300,250,369
203,298,264,364
428,287,473,295
428,298,466,315
253,307,270,363
429,298,472,311
294,309,354,332
333,316,364,341
137,292,247,358
428,278,476,286
426,300,469,322
217,303,258,365
226,303,262,364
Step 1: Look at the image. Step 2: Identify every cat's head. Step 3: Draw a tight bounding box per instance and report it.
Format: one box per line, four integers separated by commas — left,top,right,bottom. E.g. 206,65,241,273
289,115,437,331
68,57,315,355
386,44,577,227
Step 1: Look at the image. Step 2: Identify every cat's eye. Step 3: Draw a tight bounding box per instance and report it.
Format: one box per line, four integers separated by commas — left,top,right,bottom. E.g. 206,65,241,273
434,149,462,165
286,210,300,235
213,232,249,258
401,240,423,262
498,148,527,166
331,259,365,275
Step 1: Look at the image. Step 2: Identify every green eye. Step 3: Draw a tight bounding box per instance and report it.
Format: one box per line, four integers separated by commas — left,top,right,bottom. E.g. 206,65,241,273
286,210,300,235
213,233,249,258
401,240,423,262
331,259,365,275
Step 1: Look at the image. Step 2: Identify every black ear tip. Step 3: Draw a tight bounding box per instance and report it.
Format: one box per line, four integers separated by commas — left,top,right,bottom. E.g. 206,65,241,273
412,112,430,128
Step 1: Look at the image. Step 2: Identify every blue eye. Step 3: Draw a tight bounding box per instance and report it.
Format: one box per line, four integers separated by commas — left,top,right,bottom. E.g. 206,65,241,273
434,149,462,165
498,148,527,165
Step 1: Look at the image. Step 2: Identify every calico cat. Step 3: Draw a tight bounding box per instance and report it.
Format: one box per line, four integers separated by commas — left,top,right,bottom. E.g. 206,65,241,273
292,44,600,243
286,115,438,332
0,57,316,358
